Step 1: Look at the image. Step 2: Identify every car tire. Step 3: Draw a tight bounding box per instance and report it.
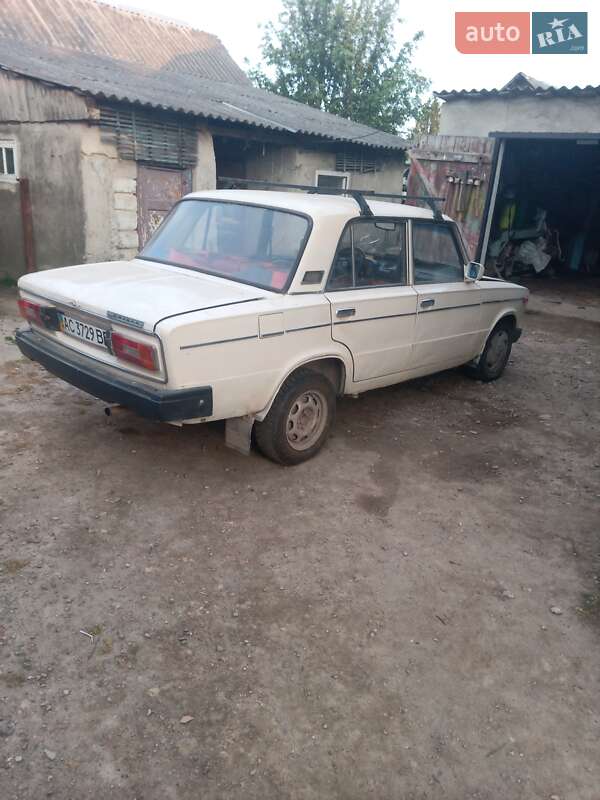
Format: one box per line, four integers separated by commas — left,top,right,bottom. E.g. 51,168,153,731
468,320,514,382
254,369,336,465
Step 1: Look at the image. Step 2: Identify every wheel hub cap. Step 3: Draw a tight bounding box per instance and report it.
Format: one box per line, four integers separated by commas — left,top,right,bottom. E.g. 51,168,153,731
486,330,509,371
286,390,327,451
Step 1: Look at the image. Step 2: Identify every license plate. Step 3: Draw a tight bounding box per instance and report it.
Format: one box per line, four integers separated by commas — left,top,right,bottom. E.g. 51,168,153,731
58,313,108,348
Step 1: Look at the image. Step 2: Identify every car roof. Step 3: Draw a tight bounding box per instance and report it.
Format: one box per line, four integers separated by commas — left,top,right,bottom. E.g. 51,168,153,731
183,189,440,221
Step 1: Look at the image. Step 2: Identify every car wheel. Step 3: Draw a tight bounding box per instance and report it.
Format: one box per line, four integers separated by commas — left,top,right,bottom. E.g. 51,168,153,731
470,321,513,382
254,368,336,465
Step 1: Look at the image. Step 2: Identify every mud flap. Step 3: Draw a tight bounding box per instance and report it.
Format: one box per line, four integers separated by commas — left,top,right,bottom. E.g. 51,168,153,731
225,415,255,455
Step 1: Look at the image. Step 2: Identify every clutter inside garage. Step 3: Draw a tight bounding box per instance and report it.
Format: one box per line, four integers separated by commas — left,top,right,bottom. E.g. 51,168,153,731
485,137,600,285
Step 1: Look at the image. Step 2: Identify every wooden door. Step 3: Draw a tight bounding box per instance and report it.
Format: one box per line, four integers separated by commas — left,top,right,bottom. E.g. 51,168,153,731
407,135,495,260
137,165,192,248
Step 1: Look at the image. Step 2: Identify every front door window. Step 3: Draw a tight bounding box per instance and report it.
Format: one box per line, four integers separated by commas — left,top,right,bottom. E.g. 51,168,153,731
328,219,407,289
413,222,464,284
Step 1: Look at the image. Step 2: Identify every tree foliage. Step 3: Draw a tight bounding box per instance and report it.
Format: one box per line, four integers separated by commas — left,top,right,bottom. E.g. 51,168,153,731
413,97,441,136
249,0,430,134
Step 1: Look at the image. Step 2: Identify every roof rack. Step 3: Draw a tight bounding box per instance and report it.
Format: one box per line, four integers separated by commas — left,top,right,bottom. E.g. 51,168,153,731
216,176,445,221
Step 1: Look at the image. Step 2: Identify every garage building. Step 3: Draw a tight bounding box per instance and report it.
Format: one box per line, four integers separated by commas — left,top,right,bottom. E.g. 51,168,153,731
408,73,600,292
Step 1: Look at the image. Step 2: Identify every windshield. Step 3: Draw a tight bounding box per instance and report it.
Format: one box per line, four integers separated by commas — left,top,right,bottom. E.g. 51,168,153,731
141,199,310,292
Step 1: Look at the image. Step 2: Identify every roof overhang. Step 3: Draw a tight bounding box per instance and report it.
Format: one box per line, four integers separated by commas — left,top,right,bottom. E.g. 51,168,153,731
489,131,600,141
436,85,600,102
0,37,408,153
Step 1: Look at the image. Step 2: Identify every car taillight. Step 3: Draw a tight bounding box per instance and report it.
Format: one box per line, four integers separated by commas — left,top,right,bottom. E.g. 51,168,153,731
111,332,158,371
18,298,43,324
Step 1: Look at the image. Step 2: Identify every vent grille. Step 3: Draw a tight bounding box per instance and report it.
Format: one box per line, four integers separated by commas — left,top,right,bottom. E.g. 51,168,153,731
335,151,379,174
99,106,197,169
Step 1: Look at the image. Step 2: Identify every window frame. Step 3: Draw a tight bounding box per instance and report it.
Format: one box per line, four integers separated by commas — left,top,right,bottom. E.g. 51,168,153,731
315,170,351,190
0,138,19,183
410,218,468,286
325,216,409,292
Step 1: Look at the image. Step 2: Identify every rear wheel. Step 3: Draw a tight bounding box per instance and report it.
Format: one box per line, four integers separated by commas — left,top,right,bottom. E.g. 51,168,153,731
254,369,336,465
469,321,513,382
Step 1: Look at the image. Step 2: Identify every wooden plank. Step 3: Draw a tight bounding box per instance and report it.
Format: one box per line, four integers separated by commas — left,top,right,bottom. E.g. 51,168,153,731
410,150,485,164
19,178,36,273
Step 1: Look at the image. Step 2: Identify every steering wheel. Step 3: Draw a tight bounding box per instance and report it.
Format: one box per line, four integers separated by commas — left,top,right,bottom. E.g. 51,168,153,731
330,246,368,285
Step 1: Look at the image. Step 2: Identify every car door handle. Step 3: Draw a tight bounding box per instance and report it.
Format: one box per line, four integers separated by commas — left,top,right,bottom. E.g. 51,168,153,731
420,299,435,308
336,307,356,318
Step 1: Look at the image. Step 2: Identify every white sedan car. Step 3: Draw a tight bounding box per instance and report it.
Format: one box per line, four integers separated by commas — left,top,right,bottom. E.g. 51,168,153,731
16,188,527,464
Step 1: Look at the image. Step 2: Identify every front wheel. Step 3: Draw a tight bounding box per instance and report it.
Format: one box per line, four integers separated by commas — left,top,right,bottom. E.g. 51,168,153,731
468,322,513,382
254,369,336,465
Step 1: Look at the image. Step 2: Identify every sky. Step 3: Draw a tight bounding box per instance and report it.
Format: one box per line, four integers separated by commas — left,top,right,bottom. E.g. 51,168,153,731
108,0,598,93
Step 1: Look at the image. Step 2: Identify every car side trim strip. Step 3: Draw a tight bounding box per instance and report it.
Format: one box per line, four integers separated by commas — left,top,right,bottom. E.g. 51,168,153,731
481,297,524,304
180,334,258,351
417,302,481,313
181,322,335,349
285,323,331,333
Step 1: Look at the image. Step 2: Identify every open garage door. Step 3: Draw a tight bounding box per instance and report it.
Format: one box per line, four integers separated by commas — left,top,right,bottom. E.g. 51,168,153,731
407,134,496,260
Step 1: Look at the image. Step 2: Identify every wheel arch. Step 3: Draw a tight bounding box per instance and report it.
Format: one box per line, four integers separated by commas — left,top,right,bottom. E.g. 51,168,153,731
254,354,348,421
492,311,517,331
480,309,518,351
472,309,518,365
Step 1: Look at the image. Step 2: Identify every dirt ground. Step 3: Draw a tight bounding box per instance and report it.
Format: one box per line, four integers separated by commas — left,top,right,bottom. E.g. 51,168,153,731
0,286,599,800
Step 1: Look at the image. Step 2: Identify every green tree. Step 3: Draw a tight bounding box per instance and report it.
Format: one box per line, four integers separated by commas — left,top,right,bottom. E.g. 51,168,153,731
249,0,430,134
413,96,441,136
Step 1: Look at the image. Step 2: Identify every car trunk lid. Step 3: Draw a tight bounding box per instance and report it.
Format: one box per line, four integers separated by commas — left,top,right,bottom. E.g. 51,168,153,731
18,258,265,332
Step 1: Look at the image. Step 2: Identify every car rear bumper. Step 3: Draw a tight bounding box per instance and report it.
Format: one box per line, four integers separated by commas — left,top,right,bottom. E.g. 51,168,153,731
16,328,213,422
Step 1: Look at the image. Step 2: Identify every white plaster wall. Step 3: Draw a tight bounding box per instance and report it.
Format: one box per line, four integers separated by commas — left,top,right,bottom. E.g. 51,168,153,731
245,145,336,184
1,120,87,275
440,96,600,137
192,127,216,190
350,155,408,195
80,125,138,262
245,144,407,195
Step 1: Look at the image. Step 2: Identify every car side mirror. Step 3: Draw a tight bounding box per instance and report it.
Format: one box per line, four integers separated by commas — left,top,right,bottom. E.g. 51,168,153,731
465,261,484,282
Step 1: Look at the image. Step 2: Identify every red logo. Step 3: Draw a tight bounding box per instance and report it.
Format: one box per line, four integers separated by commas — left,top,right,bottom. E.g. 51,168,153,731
456,12,531,54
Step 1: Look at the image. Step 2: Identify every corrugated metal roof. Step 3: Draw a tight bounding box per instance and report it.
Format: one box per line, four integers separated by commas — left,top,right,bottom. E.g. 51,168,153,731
502,72,551,92
437,77,600,102
0,36,408,151
0,0,249,85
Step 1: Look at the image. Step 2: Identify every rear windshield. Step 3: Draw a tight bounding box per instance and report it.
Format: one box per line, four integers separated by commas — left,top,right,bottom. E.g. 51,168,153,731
141,199,310,292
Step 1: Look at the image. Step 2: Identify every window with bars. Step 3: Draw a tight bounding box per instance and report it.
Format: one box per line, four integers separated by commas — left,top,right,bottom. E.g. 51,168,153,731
0,140,18,181
99,106,197,169
335,151,379,174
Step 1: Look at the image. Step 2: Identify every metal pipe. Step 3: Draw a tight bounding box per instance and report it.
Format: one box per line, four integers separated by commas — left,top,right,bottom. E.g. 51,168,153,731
104,405,127,417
